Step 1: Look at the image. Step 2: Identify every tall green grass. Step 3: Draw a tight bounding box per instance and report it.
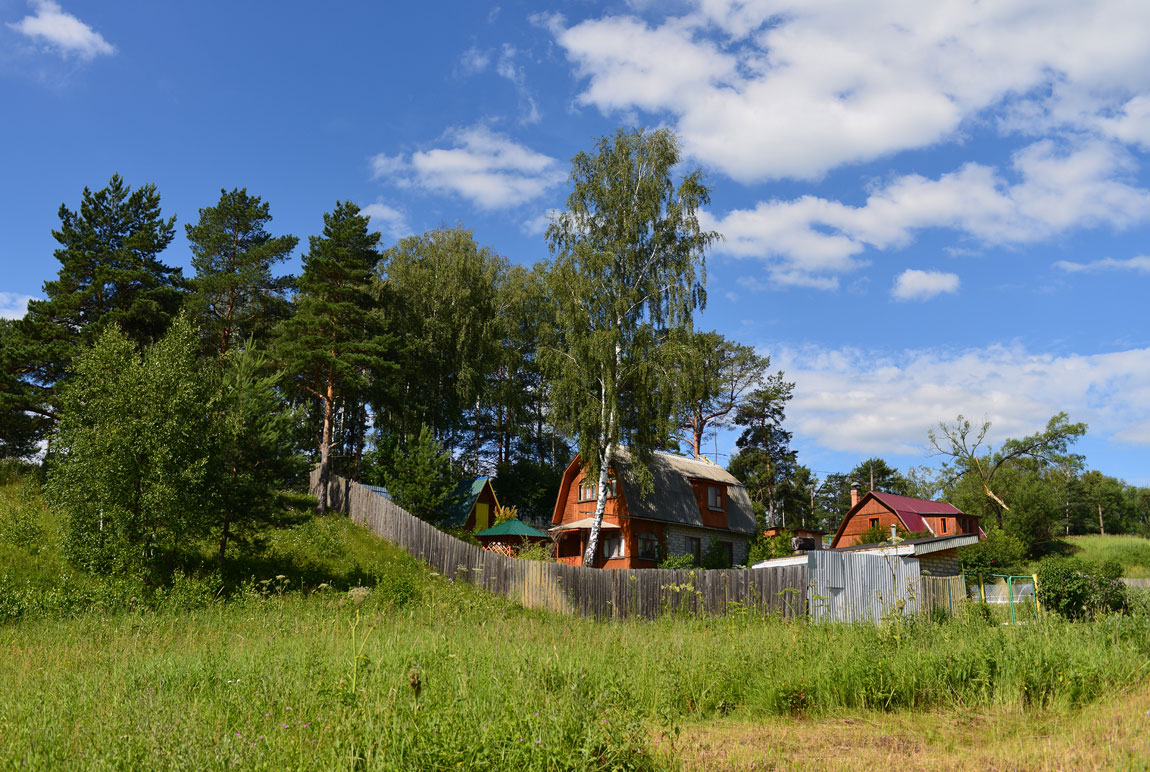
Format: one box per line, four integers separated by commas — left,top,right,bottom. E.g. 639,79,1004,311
1066,534,1150,578
3,474,1150,770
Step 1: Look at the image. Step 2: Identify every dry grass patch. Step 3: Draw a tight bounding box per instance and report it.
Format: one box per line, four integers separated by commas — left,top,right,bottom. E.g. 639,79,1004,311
665,684,1150,771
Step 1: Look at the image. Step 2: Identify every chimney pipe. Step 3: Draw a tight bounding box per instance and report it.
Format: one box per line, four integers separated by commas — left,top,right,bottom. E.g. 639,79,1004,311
850,482,859,508
890,523,898,541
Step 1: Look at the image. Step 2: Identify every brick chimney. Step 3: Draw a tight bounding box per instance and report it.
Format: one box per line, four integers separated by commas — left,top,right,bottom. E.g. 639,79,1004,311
850,481,859,508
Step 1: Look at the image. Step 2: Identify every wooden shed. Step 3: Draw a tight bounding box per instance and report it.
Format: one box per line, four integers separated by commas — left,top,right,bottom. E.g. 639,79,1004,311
443,477,500,532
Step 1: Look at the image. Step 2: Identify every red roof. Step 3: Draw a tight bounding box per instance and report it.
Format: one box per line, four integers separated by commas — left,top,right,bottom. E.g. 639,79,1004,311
869,492,965,534
830,491,977,547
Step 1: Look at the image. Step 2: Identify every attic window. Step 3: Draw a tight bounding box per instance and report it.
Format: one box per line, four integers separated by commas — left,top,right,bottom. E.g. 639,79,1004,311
707,485,724,510
941,518,947,534
578,478,616,501
869,518,879,528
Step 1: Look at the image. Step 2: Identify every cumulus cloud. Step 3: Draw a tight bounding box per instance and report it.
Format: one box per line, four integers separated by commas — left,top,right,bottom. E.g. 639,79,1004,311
7,0,115,60
773,343,1150,456
703,138,1150,287
551,0,1150,182
1053,256,1150,274
0,292,36,320
371,126,564,210
360,202,411,242
891,270,960,302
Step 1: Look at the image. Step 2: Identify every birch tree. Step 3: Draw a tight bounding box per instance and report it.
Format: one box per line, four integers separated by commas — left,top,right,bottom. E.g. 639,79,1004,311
544,128,715,567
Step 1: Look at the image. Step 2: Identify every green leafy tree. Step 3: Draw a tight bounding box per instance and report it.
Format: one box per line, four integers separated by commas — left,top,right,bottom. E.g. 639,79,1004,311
929,412,1087,526
275,202,389,513
48,317,217,578
672,331,770,459
958,525,1026,575
15,175,182,435
543,127,715,566
185,188,298,357
375,226,504,454
1036,556,1126,619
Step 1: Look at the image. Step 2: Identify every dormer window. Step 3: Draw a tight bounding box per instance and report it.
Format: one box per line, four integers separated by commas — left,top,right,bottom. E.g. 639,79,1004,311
707,485,724,510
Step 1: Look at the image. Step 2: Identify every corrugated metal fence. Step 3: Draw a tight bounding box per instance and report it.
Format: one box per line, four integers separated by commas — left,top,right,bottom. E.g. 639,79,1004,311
315,470,807,620
807,551,965,622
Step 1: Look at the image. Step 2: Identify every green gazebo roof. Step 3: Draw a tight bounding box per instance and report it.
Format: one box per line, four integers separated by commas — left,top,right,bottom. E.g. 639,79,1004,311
475,518,548,539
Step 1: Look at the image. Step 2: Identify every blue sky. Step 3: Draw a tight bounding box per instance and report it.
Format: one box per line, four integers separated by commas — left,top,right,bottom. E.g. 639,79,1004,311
2,0,1148,485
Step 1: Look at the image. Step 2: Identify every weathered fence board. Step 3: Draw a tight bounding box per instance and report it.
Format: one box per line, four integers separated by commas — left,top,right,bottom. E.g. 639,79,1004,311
313,469,809,621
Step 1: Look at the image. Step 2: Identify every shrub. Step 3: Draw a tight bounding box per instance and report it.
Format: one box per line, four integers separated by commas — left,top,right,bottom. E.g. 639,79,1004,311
1036,556,1126,619
658,553,695,570
701,538,730,569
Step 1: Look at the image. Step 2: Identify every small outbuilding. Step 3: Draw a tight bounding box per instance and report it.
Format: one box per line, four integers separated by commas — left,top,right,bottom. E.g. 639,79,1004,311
444,477,501,532
475,518,550,557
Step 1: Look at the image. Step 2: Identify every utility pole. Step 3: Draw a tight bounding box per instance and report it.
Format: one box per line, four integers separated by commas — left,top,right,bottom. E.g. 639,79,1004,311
869,463,874,492
1099,503,1105,535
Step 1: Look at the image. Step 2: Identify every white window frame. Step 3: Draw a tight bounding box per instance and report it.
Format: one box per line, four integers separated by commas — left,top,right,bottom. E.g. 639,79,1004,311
601,533,625,559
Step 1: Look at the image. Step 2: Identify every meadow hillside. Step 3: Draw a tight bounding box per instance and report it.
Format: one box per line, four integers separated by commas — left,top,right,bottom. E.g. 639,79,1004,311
1065,534,1150,578
3,476,1150,770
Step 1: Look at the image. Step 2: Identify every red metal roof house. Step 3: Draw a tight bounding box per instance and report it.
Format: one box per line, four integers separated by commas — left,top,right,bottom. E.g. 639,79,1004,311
831,490,982,549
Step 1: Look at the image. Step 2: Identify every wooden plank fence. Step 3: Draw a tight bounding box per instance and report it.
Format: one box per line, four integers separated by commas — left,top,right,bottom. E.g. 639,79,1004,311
314,470,807,620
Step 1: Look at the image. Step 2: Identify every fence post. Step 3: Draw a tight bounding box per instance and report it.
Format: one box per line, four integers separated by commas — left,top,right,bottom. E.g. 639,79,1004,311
1032,572,1041,617
978,572,986,603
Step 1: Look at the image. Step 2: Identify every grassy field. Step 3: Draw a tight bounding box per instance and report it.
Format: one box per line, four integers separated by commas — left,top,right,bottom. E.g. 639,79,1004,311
1065,534,1150,578
3,475,1150,770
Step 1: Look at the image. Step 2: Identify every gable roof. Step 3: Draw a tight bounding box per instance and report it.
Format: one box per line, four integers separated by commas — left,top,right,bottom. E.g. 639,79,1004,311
443,477,498,528
476,518,548,539
610,448,757,535
831,490,969,546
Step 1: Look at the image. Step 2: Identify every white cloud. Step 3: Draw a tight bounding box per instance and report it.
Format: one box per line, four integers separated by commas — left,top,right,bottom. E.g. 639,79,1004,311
371,126,564,210
521,208,559,236
891,270,960,302
703,138,1150,287
7,0,115,60
496,45,541,125
0,292,36,319
774,343,1150,456
360,202,411,242
552,1,1150,182
1053,256,1150,274
459,46,490,74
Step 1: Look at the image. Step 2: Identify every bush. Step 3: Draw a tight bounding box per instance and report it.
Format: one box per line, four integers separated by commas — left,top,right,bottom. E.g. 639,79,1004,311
1036,556,1126,619
959,526,1026,575
658,553,695,570
701,538,730,569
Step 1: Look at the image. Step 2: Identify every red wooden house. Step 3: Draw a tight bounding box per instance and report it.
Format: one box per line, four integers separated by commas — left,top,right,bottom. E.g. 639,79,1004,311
831,490,982,548
550,448,757,569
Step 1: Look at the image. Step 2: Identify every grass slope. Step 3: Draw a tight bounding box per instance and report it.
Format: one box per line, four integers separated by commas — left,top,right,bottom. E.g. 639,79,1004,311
1066,534,1150,578
3,476,1150,770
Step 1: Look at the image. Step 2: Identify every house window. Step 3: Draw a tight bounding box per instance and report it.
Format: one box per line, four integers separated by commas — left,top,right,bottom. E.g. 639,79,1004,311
707,485,724,510
578,478,616,501
602,534,624,559
685,536,702,564
941,518,947,534
721,541,734,568
638,532,659,560
869,517,879,529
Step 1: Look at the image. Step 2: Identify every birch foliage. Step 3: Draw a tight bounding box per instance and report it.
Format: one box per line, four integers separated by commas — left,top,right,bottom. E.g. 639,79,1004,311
544,128,715,566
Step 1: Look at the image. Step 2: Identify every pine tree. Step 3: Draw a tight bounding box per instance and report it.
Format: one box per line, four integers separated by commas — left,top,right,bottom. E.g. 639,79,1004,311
17,175,182,427
186,188,298,357
275,202,390,513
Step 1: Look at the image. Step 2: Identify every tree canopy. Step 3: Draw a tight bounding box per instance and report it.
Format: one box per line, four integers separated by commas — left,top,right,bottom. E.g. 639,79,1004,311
544,127,715,565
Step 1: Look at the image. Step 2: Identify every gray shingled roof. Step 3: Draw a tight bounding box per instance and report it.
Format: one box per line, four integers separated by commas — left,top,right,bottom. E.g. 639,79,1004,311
611,448,757,536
